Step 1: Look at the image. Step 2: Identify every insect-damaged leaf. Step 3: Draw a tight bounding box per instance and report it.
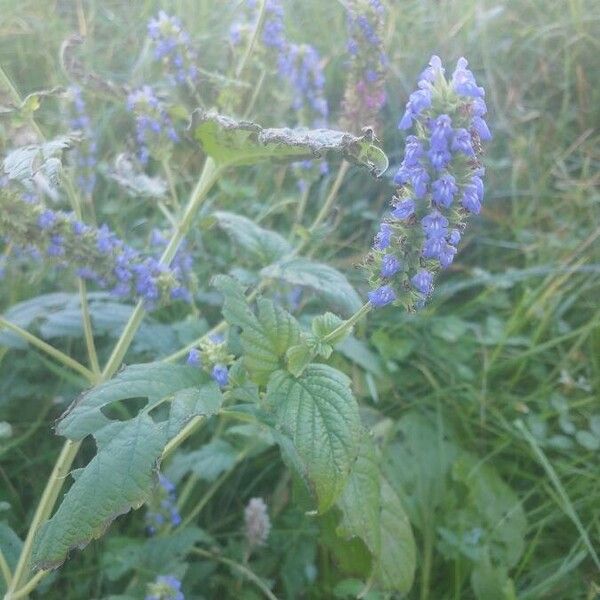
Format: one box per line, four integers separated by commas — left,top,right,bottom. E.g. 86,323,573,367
193,110,388,176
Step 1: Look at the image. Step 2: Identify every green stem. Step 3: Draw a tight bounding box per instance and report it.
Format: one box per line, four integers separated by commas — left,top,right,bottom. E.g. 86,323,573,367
0,548,12,586
191,548,279,600
308,160,350,234
322,302,372,344
0,316,95,383
78,280,101,376
235,0,267,79
6,571,47,600
162,158,181,212
6,440,80,596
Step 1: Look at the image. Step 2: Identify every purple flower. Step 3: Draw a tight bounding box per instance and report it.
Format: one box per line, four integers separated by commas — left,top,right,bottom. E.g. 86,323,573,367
212,364,229,387
37,210,56,230
438,242,457,269
391,198,415,220
432,174,458,208
398,89,432,130
422,236,444,260
187,348,201,366
380,254,401,277
429,114,453,150
368,285,396,307
451,57,485,98
421,211,449,238
419,55,445,84
428,147,452,170
373,223,392,250
404,136,424,167
448,229,461,246
411,270,433,295
411,166,430,198
472,116,492,141
451,128,475,156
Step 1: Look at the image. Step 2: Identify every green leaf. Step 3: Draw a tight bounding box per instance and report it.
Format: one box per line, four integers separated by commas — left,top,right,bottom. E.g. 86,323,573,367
58,363,210,440
166,439,238,483
214,275,301,385
286,344,314,378
2,136,72,184
266,365,361,511
375,477,416,593
32,380,222,570
336,434,381,560
336,434,416,596
261,258,362,317
193,110,388,176
0,523,22,594
213,211,292,265
312,312,346,344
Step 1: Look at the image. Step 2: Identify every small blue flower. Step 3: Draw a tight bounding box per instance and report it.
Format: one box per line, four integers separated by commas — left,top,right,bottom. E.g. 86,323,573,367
37,210,56,230
451,57,485,98
451,128,475,156
380,254,401,277
212,364,229,387
391,198,415,220
472,116,492,141
448,229,461,246
422,236,444,260
421,211,449,239
368,285,396,307
438,242,457,269
411,270,433,295
432,173,458,208
428,147,452,170
429,114,453,150
186,348,201,366
373,223,392,250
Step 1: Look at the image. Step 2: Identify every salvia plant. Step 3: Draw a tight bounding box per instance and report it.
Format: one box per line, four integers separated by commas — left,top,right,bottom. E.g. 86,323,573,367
0,2,494,599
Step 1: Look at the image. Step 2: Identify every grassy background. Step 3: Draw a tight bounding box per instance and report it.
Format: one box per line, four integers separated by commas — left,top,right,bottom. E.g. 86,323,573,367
1,0,599,598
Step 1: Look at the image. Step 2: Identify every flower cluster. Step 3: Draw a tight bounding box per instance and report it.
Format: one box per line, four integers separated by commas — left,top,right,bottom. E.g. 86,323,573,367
65,86,98,195
341,0,388,133
147,11,199,85
186,333,232,388
145,575,184,600
145,474,182,535
366,56,490,309
244,497,271,549
150,229,195,293
126,86,179,165
0,191,191,309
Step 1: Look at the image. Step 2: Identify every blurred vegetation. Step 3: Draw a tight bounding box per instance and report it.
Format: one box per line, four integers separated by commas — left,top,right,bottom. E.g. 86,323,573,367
0,0,599,598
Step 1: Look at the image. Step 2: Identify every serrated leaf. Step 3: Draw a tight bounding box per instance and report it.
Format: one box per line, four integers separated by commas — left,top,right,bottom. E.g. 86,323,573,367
214,211,292,264
193,111,388,176
261,258,362,317
58,363,210,439
3,136,72,183
266,365,361,511
213,276,301,384
32,380,222,570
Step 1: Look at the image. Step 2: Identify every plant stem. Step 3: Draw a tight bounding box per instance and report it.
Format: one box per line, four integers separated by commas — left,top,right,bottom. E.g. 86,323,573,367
78,280,101,376
191,548,279,600
7,571,47,600
0,317,95,383
308,160,350,235
235,0,267,79
6,440,80,596
0,548,12,586
322,302,372,344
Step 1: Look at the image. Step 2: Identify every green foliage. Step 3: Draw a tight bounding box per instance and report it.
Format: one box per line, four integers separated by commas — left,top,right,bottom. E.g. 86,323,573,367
193,110,388,175
266,365,361,512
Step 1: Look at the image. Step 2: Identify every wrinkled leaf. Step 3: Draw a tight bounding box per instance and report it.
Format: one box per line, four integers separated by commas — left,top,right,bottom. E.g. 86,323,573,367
214,275,301,384
167,439,238,483
266,365,361,511
193,111,388,176
108,154,167,198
